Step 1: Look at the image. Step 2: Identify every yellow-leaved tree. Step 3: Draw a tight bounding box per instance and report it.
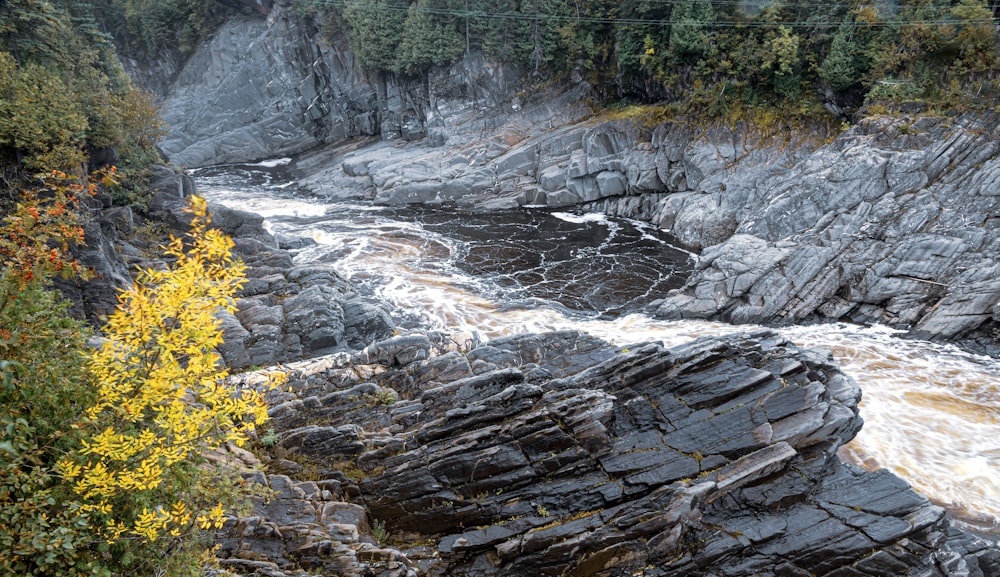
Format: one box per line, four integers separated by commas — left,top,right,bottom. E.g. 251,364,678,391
0,190,280,576
59,195,279,554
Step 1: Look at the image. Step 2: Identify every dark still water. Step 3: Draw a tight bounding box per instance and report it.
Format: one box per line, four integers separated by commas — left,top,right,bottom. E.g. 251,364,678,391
392,207,691,317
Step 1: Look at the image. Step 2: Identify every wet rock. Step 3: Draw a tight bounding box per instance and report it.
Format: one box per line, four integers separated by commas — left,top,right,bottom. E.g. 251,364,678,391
240,330,998,577
221,263,395,368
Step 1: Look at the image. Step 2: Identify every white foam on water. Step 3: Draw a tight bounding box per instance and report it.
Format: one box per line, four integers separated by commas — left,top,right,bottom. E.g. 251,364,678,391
551,212,609,224
249,157,293,167
200,179,1000,534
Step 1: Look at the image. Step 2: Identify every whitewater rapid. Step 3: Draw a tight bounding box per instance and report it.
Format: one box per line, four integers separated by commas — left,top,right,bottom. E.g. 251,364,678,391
196,163,1000,534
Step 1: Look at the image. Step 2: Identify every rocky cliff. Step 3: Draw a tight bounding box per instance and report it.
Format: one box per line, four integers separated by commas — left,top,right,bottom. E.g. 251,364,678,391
301,113,1000,350
153,2,1000,351
137,4,1000,574
156,1,526,168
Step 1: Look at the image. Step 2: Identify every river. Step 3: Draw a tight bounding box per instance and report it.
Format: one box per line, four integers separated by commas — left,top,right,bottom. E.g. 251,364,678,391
193,160,1000,535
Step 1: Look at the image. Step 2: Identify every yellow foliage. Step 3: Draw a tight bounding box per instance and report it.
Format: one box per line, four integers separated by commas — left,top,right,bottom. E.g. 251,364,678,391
63,195,277,542
196,502,226,530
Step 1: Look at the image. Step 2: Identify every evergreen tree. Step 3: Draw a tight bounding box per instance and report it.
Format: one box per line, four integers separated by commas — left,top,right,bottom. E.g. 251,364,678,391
948,0,998,75
343,0,408,72
556,0,617,76
0,0,74,67
465,0,523,62
0,0,161,178
0,53,89,171
517,0,571,73
820,21,862,92
396,0,465,74
668,0,715,64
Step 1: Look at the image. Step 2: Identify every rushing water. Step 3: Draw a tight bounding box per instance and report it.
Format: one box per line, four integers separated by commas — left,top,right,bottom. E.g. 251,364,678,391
194,161,1000,535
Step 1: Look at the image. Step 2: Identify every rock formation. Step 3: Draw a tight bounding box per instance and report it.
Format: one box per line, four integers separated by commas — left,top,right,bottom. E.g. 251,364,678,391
644,114,1000,347
318,113,1000,349
61,166,394,367
217,329,999,577
156,2,526,169
145,180,395,368
134,2,1000,574
151,1,1000,349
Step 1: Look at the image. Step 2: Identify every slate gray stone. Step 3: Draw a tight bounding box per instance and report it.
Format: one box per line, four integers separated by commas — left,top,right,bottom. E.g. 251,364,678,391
246,330,997,577
645,114,1000,345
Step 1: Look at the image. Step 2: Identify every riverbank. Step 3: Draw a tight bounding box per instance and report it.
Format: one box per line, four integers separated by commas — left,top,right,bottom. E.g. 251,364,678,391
36,159,978,575
150,2,1000,356
278,111,1000,361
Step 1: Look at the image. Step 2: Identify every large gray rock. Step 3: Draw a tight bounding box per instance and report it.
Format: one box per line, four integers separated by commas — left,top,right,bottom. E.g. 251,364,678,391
653,114,1000,344
222,262,395,369
156,4,526,169
159,8,348,166
216,472,416,577
233,330,999,577
53,206,134,325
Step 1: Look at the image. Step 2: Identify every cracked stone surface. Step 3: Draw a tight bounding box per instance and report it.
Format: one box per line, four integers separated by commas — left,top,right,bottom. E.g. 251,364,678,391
219,330,1000,577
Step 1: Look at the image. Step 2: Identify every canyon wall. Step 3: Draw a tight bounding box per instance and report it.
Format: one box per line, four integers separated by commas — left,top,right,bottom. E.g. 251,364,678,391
155,2,1000,349
128,4,1000,575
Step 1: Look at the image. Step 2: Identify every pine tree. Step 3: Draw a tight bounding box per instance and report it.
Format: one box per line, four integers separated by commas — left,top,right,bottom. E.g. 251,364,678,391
668,0,715,64
820,21,861,92
343,0,408,72
396,0,465,75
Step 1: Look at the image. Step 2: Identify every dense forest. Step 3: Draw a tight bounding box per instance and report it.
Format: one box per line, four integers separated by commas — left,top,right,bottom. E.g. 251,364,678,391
287,0,1000,116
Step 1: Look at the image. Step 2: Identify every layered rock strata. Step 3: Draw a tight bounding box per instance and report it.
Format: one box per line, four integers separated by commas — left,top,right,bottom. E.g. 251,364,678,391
323,113,1000,347
218,330,1000,577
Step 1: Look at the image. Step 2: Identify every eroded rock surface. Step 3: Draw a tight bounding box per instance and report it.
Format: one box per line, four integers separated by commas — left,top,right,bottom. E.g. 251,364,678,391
648,114,1000,348
220,330,1000,577
146,187,395,369
157,2,527,169
321,112,999,347
153,2,1000,348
